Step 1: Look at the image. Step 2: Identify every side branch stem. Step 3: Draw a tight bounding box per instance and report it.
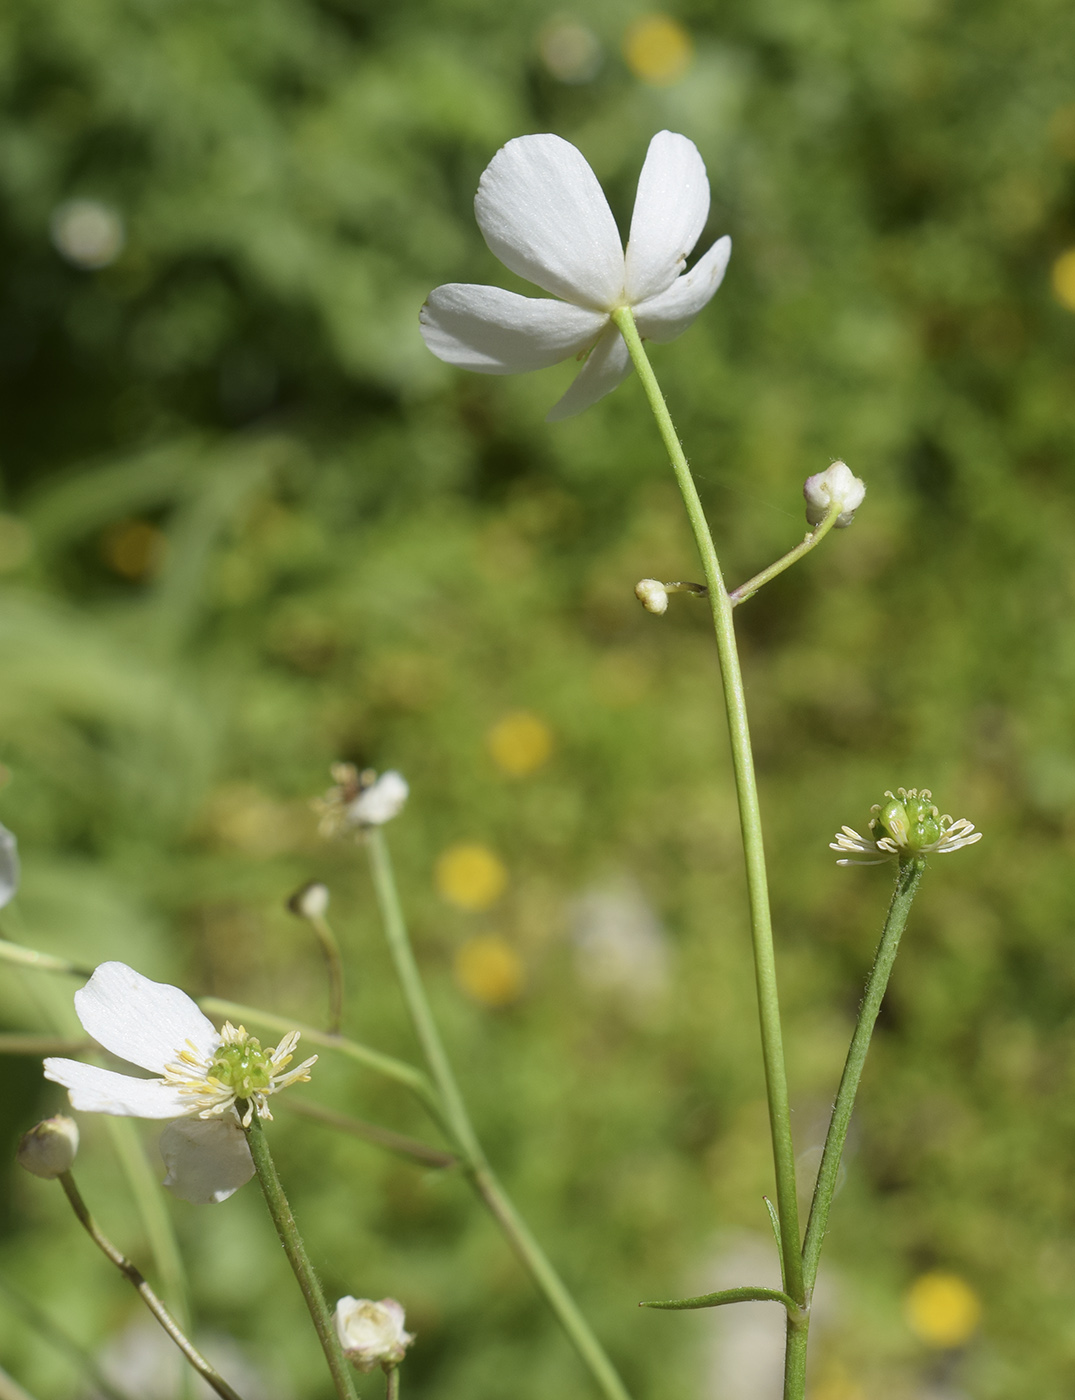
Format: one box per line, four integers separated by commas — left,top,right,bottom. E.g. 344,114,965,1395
58,1173,244,1400
244,1110,358,1400
801,857,925,1293
612,307,803,1307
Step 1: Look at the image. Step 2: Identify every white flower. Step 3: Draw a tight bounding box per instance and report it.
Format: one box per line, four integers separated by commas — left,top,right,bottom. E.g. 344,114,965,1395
830,788,982,866
43,962,316,1203
803,461,866,529
316,766,409,836
420,130,731,420
634,579,669,615
334,1297,415,1372
349,771,409,826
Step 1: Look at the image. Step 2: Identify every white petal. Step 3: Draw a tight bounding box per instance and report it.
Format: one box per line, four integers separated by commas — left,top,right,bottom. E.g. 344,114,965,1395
545,320,632,421
43,1059,190,1117
633,236,731,344
74,962,219,1074
420,285,605,374
160,1117,254,1204
0,822,18,908
624,132,711,305
475,134,624,310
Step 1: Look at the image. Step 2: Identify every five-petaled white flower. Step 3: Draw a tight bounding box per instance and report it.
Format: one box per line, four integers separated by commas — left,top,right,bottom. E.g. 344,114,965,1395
420,130,731,420
43,962,316,1204
335,1297,415,1372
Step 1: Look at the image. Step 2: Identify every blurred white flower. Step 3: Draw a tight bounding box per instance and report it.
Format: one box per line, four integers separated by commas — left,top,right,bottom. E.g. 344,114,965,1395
289,880,331,919
17,1115,79,1179
50,199,126,269
43,962,315,1202
802,461,866,529
0,820,19,907
316,765,409,836
571,880,670,1017
420,131,731,420
538,19,603,83
350,770,409,825
334,1297,415,1372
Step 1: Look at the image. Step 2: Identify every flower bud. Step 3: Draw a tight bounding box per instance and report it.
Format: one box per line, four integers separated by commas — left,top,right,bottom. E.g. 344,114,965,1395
288,881,330,920
334,1297,415,1372
634,579,669,615
17,1115,79,1178
803,461,866,529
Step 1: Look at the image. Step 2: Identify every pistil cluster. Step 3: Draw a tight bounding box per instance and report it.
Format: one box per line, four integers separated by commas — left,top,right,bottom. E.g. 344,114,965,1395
831,788,982,866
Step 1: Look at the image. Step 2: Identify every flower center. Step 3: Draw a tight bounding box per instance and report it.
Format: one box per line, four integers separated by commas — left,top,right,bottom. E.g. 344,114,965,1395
207,1035,274,1100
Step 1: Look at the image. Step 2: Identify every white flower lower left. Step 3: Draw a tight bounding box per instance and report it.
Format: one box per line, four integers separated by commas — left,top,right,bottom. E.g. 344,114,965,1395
44,962,316,1204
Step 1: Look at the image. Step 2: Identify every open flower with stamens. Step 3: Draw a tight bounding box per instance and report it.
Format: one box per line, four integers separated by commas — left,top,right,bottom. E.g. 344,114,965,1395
43,963,316,1203
831,788,982,866
420,130,731,420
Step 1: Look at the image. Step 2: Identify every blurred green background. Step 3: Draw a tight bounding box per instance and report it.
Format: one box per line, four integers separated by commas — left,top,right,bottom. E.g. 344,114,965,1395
1,0,1074,1396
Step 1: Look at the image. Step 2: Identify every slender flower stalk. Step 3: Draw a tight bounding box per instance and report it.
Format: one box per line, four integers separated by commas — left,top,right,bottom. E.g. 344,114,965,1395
801,857,925,1293
243,1108,359,1400
289,884,345,1034
386,1370,400,1400
364,829,632,1400
56,1171,245,1400
728,507,842,606
611,307,805,1330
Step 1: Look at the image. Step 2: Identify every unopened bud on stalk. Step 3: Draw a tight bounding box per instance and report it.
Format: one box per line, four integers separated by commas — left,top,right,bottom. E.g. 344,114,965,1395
634,579,669,615
803,461,866,529
288,881,330,920
17,1115,79,1178
335,1296,415,1372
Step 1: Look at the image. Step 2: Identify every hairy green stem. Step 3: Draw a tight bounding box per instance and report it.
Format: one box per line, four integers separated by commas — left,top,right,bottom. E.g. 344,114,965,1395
612,307,803,1306
364,830,632,1400
386,1368,400,1400
58,1173,244,1400
640,1286,801,1312
243,1109,358,1400
801,857,925,1293
728,507,841,606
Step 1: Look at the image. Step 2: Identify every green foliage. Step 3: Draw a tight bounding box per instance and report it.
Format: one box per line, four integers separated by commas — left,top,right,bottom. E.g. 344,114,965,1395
0,0,1074,1396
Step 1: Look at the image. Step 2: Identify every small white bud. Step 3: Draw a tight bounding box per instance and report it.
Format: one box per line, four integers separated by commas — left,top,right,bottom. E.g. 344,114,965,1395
634,579,669,615
335,1297,415,1372
289,881,330,920
803,461,866,529
347,771,409,827
17,1115,79,1178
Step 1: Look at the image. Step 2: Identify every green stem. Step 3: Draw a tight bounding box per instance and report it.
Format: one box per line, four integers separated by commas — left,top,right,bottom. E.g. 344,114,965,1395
364,830,632,1400
57,1173,245,1400
243,1109,358,1400
0,1363,37,1400
728,507,841,607
307,912,345,1035
386,1367,400,1400
284,1098,458,1170
782,1311,810,1400
612,307,803,1305
801,857,925,1294
640,1286,801,1312
0,937,90,978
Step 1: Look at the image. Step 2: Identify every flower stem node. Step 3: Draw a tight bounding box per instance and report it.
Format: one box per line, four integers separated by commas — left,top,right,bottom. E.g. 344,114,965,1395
315,765,409,838
17,1115,79,1178
803,461,866,529
334,1297,415,1373
830,788,983,865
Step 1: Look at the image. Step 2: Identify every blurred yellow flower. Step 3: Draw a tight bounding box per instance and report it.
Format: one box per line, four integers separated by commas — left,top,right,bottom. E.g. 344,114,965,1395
435,843,508,910
453,935,524,1006
623,15,693,85
1052,248,1075,312
101,519,167,580
486,711,554,776
905,1270,981,1348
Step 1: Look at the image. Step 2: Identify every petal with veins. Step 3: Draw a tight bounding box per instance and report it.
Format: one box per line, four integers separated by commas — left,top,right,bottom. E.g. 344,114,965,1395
421,285,606,374
475,135,625,310
624,132,711,305
73,962,219,1074
43,1059,189,1118
160,1118,255,1204
546,321,632,421
634,236,732,343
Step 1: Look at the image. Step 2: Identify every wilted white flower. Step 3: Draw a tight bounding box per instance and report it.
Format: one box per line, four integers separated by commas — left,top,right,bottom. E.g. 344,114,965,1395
43,963,315,1203
803,461,866,529
0,820,18,908
17,1115,79,1179
334,1297,415,1372
831,788,982,866
315,765,409,837
420,131,731,420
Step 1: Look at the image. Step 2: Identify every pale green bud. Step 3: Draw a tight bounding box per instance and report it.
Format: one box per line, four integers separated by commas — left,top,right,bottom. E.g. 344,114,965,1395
17,1115,79,1178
